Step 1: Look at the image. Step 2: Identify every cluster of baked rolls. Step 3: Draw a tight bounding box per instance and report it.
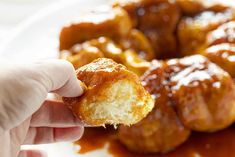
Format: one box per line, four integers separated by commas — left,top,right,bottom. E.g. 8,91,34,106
60,0,235,154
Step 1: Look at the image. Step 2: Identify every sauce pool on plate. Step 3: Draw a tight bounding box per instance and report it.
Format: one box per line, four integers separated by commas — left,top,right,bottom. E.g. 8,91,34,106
75,125,235,157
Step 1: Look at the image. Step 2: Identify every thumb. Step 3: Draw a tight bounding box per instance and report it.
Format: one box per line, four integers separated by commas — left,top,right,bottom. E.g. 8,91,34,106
0,59,84,133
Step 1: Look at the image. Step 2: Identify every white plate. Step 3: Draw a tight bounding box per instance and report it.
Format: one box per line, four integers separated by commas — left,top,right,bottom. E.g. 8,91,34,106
0,0,113,156
0,0,111,61
1,0,235,156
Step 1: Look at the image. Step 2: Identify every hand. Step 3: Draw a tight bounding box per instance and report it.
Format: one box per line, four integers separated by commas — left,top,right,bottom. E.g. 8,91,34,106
0,60,85,157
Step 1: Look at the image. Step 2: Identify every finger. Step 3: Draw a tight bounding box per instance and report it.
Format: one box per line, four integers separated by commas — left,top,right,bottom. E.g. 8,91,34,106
0,60,85,134
24,126,84,144
30,100,83,127
18,150,47,157
32,59,85,97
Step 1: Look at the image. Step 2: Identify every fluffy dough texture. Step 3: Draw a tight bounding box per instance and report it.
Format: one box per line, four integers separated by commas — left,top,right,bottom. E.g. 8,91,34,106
62,58,154,126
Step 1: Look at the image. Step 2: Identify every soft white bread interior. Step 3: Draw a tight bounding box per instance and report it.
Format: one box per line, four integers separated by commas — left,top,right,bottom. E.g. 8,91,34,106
63,58,154,126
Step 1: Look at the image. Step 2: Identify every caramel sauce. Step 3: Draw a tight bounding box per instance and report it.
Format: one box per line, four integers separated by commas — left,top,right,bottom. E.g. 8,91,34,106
75,125,235,157
75,127,118,154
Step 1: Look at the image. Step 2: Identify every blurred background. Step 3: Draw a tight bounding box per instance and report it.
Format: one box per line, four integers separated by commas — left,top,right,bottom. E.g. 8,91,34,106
0,0,61,43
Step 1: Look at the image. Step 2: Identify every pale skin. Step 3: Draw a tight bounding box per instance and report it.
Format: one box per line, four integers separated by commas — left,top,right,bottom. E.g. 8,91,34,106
0,60,85,157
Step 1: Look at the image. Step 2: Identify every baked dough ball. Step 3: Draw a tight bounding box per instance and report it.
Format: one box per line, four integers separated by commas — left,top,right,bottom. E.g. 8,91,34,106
176,0,230,15
204,43,235,79
60,44,104,69
119,55,235,153
119,29,155,61
118,60,190,153
177,9,235,56
206,21,235,46
170,55,235,132
114,0,181,59
122,50,150,76
82,37,152,76
61,37,151,76
59,6,154,62
63,58,154,126
59,7,132,50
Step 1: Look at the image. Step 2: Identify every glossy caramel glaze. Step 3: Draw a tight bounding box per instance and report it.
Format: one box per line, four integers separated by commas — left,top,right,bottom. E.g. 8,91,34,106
118,55,235,153
60,45,104,69
206,21,235,46
176,0,230,15
75,127,117,154
177,9,235,56
118,60,190,153
168,55,235,131
61,37,151,76
119,29,155,61
204,43,235,79
114,0,181,59
75,125,235,157
59,6,154,63
59,7,132,50
59,0,235,155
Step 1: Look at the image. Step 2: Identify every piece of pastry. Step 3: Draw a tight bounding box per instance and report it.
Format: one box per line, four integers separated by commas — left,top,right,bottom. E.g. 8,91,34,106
177,9,235,56
204,43,235,79
206,21,235,46
63,58,154,126
59,7,132,51
118,60,190,153
114,0,181,59
170,55,235,131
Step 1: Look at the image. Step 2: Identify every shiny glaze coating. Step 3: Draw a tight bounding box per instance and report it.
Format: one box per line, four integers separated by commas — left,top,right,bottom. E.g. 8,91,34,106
118,60,191,153
114,0,181,59
119,55,235,153
206,21,235,46
61,37,151,76
60,7,154,62
63,58,154,126
178,9,235,56
204,43,235,79
59,7,132,50
176,0,230,15
169,55,235,131
59,0,235,154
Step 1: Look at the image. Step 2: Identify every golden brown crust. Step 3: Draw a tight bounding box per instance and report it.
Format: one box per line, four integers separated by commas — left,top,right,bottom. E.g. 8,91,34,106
61,37,151,76
58,0,235,154
63,58,154,126
59,6,154,61
119,55,235,153
114,0,181,59
169,55,235,131
177,9,235,56
118,60,190,153
204,43,235,79
60,45,104,69
176,0,230,15
122,50,150,76
119,29,155,61
206,21,235,46
59,7,132,50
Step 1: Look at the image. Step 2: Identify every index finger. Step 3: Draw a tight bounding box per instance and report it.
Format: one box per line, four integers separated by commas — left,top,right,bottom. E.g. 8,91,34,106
30,100,83,127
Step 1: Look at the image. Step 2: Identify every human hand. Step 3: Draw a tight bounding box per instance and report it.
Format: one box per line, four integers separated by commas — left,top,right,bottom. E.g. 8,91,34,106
0,60,85,157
